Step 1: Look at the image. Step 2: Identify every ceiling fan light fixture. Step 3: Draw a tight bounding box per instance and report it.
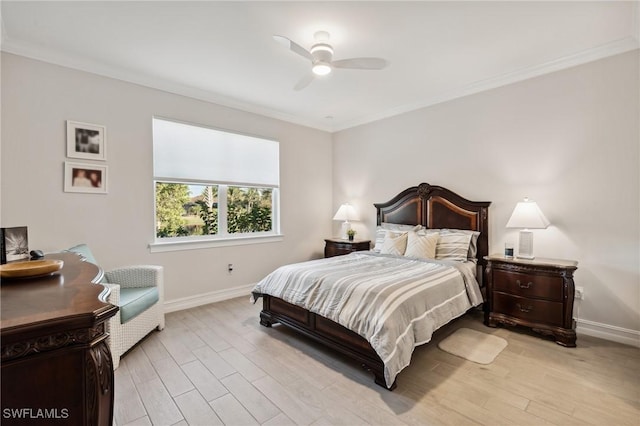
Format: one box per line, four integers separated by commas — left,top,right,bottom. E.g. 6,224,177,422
310,42,333,76
273,31,388,90
310,43,333,56
314,30,330,43
310,43,333,61
312,61,332,76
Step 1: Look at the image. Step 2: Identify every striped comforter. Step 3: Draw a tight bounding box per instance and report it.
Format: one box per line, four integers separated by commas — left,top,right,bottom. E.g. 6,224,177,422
252,251,483,387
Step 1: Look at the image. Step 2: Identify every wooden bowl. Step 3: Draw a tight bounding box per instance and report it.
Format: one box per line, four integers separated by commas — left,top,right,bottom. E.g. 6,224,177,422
0,259,64,279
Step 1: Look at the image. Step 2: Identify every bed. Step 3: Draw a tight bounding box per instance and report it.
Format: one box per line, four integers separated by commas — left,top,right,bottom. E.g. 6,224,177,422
252,183,491,390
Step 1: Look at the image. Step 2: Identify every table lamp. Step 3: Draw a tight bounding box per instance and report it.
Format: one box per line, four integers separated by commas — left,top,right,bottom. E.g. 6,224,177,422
506,197,550,259
333,203,359,239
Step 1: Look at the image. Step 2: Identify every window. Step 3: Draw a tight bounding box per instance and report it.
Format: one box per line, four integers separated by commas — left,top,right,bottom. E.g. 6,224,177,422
151,118,280,250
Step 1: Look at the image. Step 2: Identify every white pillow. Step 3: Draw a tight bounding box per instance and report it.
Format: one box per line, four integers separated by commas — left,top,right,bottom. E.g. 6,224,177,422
380,231,408,256
373,223,421,252
404,231,438,259
435,232,472,262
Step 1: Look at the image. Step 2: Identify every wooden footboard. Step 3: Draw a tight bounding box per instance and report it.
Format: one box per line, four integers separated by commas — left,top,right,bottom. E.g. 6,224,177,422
255,292,395,390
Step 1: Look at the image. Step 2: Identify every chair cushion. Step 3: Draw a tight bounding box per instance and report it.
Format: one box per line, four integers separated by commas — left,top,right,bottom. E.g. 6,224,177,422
65,244,105,283
119,286,160,324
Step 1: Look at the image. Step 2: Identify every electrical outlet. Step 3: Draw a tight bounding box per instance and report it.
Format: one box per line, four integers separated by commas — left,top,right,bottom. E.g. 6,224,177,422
575,286,584,300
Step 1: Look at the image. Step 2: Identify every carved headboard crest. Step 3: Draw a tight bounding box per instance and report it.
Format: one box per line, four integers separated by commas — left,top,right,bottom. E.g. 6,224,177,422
417,183,432,200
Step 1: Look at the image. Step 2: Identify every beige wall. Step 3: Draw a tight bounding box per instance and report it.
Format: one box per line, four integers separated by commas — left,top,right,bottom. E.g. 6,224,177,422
1,53,333,305
333,51,639,342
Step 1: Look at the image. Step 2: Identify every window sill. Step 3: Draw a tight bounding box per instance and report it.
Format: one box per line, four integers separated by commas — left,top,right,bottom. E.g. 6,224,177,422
148,234,284,253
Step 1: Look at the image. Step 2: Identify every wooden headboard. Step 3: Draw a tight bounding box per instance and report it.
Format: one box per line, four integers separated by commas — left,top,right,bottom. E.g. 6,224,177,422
374,183,491,268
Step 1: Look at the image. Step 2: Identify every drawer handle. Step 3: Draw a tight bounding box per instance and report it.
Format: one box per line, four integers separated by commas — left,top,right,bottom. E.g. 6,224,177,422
516,303,533,313
516,280,533,289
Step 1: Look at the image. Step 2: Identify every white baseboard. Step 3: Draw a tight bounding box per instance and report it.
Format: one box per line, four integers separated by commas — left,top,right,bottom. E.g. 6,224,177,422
164,283,256,313
577,318,640,348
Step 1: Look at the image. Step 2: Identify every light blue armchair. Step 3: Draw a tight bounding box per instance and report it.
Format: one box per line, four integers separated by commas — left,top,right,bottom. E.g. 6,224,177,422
66,244,164,369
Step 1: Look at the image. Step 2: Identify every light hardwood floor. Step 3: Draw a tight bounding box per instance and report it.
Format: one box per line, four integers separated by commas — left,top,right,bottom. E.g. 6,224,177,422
114,297,640,426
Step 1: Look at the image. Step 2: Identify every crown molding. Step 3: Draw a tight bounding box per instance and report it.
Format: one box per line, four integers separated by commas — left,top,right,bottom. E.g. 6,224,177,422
1,35,637,134
333,36,640,132
0,38,333,133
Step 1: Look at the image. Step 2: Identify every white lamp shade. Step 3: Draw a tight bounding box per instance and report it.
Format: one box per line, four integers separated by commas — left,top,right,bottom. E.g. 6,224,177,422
333,203,359,222
506,198,550,229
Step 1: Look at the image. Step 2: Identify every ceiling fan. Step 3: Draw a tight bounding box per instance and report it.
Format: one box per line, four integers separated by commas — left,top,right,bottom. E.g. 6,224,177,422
273,31,389,91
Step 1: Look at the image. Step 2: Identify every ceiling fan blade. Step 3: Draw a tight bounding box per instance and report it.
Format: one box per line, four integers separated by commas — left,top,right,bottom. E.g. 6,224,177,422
294,74,315,91
273,35,312,60
332,58,388,70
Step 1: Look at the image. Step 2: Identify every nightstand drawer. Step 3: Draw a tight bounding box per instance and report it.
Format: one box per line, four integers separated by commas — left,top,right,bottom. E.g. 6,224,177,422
325,243,353,257
494,269,563,301
494,293,564,327
324,239,371,258
331,242,356,252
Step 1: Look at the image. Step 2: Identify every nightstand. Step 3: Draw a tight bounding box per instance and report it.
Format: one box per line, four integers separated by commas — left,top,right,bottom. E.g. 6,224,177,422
324,238,371,258
484,254,578,347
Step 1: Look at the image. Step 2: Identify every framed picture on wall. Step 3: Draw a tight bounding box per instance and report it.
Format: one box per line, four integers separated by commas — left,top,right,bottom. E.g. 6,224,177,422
64,161,108,194
66,120,107,161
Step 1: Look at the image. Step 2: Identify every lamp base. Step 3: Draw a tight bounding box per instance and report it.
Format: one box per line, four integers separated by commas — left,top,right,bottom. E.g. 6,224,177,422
517,230,535,259
339,221,351,240
516,254,535,260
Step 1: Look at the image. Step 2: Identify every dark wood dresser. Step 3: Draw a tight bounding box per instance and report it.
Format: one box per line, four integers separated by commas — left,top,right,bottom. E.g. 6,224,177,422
1,253,118,425
324,238,371,258
484,254,578,347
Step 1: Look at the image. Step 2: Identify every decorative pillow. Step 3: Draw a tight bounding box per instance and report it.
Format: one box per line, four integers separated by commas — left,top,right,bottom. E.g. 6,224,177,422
380,231,408,256
435,232,472,262
439,229,481,261
404,231,438,259
373,223,421,252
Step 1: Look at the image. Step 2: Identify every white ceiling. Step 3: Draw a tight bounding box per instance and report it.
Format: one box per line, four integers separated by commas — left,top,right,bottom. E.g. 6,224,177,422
1,1,638,132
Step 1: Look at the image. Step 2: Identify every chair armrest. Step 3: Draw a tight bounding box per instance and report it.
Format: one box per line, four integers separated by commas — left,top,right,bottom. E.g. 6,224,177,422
104,265,163,289
100,283,121,306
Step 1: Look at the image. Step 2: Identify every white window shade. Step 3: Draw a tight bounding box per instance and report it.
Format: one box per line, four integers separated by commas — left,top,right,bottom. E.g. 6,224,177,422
153,118,279,187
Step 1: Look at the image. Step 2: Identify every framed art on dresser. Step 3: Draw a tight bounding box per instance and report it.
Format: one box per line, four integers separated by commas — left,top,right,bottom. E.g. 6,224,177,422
0,226,29,264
